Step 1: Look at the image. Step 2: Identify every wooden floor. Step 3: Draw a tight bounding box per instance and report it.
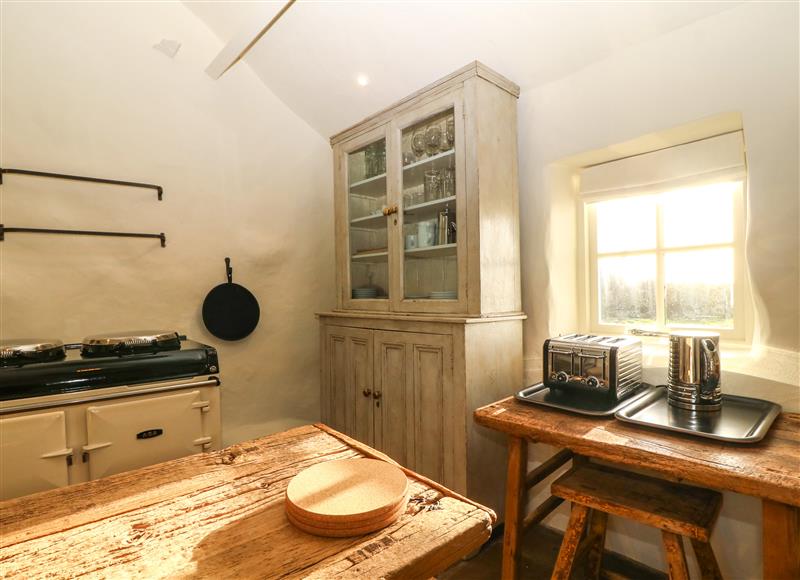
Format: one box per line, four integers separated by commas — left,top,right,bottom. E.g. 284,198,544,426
440,524,666,580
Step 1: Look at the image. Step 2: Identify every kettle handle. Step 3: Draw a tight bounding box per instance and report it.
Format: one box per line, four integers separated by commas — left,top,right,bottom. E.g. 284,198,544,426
700,338,720,394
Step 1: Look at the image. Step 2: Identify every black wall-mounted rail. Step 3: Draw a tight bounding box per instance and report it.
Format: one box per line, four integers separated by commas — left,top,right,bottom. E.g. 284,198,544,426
0,167,163,200
0,225,166,247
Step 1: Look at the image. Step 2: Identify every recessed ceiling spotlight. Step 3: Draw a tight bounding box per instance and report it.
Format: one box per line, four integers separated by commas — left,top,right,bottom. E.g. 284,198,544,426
357,74,370,87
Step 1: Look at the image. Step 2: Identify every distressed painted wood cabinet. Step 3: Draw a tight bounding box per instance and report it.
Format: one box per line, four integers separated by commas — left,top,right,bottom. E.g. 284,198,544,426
319,62,524,515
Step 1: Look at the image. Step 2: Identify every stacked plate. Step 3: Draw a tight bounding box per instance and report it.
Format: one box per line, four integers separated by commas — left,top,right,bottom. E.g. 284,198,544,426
353,287,378,299
285,458,409,537
430,290,457,300
405,293,428,299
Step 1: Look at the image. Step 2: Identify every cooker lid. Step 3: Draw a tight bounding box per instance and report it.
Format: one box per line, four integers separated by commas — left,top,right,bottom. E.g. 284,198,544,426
81,330,181,356
0,339,67,366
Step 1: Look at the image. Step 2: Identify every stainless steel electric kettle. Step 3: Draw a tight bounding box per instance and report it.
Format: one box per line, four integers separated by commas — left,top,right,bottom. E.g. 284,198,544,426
667,331,722,411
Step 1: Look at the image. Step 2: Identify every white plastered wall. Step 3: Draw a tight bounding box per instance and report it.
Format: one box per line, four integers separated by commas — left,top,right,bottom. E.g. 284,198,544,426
519,3,799,577
0,1,335,446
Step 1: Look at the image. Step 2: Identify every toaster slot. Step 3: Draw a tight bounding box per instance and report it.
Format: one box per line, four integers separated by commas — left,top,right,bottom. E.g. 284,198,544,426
549,349,575,379
579,351,607,384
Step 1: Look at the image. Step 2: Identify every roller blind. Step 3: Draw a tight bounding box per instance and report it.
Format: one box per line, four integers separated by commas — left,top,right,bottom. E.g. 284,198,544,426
579,131,746,198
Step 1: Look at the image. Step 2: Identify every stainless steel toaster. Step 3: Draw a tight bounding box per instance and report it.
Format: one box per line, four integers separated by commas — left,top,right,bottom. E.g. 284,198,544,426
543,334,642,400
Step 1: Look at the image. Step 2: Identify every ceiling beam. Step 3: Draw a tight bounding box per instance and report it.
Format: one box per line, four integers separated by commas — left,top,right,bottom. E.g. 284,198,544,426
205,0,295,80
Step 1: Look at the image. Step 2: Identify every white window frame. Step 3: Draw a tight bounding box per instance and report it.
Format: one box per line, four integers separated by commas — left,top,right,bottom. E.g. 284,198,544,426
578,174,750,342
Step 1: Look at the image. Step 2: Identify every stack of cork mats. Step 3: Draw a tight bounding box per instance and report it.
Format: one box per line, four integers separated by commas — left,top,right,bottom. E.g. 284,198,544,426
285,458,410,537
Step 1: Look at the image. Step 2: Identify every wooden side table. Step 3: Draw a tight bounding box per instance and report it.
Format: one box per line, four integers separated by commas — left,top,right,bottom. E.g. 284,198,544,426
474,397,800,580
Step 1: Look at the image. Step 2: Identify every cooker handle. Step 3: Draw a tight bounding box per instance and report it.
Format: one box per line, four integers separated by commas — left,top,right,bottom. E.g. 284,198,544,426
40,447,73,459
81,441,112,463
82,442,112,452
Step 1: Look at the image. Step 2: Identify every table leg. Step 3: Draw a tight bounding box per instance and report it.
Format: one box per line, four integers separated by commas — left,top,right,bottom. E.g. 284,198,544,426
762,499,800,580
501,436,527,580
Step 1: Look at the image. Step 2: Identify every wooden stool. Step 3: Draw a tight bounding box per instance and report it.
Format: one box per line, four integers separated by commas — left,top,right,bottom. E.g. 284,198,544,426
550,463,723,580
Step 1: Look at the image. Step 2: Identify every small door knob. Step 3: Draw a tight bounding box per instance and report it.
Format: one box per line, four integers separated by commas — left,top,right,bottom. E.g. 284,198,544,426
362,388,372,397
372,391,382,400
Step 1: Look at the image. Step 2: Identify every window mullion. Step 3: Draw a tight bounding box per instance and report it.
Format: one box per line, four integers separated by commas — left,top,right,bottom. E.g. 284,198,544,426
655,198,665,328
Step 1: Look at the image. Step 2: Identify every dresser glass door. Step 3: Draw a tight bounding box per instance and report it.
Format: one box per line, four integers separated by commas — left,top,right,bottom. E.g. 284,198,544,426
400,108,458,302
348,138,389,302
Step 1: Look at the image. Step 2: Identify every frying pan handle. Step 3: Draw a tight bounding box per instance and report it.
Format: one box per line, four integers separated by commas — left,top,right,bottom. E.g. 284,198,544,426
225,257,232,284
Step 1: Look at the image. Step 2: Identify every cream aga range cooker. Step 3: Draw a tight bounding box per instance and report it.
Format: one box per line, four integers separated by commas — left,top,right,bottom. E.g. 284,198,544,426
0,331,221,500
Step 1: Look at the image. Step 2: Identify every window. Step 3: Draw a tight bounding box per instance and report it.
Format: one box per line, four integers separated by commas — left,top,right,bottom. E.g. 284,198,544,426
579,132,748,340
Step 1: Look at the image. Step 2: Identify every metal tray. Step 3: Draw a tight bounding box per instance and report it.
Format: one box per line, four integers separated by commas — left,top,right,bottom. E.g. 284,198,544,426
515,382,656,417
615,387,782,443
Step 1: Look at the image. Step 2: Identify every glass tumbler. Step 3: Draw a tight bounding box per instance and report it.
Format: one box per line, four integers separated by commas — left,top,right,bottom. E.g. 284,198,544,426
364,147,376,178
424,170,442,201
445,116,455,149
443,167,455,196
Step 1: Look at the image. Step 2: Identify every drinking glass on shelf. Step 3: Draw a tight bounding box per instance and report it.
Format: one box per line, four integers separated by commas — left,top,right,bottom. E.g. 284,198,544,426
425,125,442,156
445,116,455,150
403,192,413,207
378,147,386,175
443,167,455,196
364,148,373,178
413,186,425,206
402,150,416,166
411,129,426,158
424,170,442,201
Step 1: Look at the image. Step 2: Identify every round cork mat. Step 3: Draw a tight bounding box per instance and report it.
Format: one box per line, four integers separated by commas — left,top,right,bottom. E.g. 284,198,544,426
285,458,409,523
286,494,407,530
285,501,404,537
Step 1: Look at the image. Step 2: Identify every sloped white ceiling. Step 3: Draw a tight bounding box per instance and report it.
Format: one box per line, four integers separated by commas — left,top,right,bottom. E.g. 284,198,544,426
186,1,740,138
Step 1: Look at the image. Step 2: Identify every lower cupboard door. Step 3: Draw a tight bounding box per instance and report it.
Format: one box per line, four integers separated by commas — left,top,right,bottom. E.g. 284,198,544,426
0,411,71,500
84,390,209,480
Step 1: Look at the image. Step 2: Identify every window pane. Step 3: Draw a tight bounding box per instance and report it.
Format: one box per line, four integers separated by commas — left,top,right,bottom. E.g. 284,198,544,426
662,181,737,248
665,248,734,328
595,196,656,254
598,254,656,325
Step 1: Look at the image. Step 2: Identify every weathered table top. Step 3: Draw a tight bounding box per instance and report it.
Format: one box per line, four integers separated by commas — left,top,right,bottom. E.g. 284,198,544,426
0,424,494,579
474,397,800,507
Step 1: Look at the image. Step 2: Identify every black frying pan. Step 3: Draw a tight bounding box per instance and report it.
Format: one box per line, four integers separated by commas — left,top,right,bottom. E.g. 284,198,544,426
202,257,260,341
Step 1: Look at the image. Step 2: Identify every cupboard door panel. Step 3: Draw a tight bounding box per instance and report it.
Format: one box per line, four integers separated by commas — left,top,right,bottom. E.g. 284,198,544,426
390,90,469,315
411,338,452,484
336,123,395,312
324,329,349,433
373,334,412,466
373,331,453,486
349,333,374,445
323,326,374,444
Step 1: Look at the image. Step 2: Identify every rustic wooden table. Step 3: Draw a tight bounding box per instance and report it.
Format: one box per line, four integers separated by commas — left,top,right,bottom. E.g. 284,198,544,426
473,397,800,580
0,423,495,579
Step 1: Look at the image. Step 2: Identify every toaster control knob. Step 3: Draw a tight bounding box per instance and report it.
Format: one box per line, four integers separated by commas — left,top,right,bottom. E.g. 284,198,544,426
586,377,599,388
556,372,569,383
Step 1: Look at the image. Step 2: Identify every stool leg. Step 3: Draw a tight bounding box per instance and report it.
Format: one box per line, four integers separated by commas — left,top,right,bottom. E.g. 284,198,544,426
501,436,527,580
551,503,590,580
690,538,724,580
661,531,690,580
585,510,608,579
